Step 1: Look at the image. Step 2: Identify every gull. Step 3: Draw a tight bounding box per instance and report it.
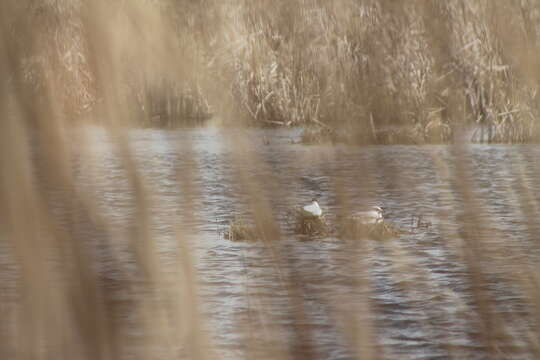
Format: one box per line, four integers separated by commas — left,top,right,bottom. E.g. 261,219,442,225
301,198,322,218
350,206,384,224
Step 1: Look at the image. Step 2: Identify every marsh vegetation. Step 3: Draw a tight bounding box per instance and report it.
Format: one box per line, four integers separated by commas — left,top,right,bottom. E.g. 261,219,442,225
3,1,540,360
8,1,540,142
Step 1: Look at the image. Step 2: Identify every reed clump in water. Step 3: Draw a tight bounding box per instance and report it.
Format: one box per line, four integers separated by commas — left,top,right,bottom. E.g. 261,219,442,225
224,218,261,242
293,212,331,238
340,219,402,241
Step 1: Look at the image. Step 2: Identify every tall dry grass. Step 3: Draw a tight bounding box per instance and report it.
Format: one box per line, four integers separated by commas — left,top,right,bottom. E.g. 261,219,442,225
10,0,540,141
227,0,540,143
2,1,540,360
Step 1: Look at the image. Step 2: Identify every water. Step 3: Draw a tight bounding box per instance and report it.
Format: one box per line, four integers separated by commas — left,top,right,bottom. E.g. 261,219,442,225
3,126,540,359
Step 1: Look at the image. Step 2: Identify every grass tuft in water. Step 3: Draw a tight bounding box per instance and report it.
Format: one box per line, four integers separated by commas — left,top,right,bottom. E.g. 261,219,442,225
293,212,331,238
341,219,403,241
224,218,260,242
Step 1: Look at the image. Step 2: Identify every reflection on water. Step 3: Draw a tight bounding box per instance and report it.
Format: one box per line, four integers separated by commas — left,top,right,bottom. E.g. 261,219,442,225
4,127,540,359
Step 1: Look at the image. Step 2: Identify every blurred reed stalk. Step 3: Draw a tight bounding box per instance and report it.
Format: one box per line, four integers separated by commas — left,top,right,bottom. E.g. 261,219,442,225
2,1,540,360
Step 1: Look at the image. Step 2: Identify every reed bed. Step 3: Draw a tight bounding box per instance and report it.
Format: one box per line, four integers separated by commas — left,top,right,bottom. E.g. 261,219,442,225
10,1,540,142
2,1,540,360
224,218,260,242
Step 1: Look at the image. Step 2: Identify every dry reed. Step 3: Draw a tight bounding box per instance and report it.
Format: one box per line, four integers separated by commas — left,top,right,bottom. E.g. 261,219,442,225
2,1,540,360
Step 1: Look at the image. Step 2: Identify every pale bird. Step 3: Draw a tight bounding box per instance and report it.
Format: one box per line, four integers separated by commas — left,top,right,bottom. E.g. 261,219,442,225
301,198,322,217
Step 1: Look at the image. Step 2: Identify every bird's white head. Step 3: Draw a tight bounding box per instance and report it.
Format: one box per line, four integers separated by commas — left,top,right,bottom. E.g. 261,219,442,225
374,206,384,215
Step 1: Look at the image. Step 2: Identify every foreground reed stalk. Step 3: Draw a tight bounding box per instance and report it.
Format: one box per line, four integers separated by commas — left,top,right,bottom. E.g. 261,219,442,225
1,1,540,359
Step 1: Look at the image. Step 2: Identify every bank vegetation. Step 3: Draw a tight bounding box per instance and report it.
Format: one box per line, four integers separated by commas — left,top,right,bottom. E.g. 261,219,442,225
5,1,540,143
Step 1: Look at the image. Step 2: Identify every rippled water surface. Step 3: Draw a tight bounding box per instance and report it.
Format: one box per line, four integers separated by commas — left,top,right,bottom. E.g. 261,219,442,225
4,127,540,359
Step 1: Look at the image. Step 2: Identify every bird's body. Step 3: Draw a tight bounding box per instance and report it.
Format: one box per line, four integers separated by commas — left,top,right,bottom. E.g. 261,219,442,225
301,200,322,217
351,206,384,224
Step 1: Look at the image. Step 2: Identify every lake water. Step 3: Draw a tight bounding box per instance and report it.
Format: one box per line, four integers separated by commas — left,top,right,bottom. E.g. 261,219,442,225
3,127,540,359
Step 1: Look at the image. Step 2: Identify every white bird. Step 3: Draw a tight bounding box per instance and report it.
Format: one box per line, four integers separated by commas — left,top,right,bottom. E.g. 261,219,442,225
350,206,384,224
301,198,323,217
